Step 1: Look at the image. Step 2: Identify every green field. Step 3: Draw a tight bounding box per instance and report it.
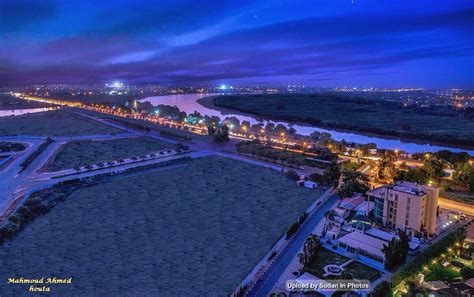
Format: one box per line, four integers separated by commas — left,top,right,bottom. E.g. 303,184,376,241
441,189,474,205
48,137,174,171
425,264,461,281
0,109,123,136
213,94,474,147
343,261,380,281
0,156,319,296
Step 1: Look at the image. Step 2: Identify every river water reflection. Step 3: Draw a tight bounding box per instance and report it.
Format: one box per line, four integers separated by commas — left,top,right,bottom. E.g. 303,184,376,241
0,107,52,117
139,93,474,155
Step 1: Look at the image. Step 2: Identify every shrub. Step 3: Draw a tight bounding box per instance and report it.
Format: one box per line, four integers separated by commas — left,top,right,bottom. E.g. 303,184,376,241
369,281,392,297
19,138,54,172
286,212,308,239
460,266,474,281
0,222,20,242
159,130,192,141
393,228,466,284
286,169,300,180
286,222,299,239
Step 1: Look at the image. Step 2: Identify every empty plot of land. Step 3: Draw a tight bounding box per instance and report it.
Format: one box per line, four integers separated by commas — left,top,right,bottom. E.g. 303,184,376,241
0,109,122,136
0,156,320,296
48,137,174,171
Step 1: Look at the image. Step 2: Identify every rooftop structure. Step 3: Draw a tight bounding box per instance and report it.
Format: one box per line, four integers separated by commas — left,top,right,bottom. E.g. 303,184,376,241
338,231,386,263
337,226,421,265
338,194,365,210
336,194,374,218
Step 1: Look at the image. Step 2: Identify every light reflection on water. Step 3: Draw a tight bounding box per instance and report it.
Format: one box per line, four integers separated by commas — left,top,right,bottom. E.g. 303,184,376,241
0,107,52,117
139,93,474,155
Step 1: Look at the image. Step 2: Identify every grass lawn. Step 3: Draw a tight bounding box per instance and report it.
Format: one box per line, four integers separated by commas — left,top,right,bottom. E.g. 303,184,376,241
0,109,123,136
441,189,474,205
0,156,320,296
303,248,350,278
213,94,474,147
342,161,360,171
425,264,461,281
343,261,380,281
48,137,174,171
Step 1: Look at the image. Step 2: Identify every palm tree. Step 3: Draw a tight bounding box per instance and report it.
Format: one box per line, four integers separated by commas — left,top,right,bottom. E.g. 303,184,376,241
324,210,335,222
300,234,321,267
298,252,310,266
307,234,320,251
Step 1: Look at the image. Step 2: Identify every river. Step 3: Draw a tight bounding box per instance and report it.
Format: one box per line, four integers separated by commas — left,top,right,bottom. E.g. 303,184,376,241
0,107,52,117
139,93,474,155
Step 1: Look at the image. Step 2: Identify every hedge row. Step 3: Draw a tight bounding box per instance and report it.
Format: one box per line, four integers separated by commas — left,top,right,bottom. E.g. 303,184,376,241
286,212,308,239
160,130,192,141
19,138,54,172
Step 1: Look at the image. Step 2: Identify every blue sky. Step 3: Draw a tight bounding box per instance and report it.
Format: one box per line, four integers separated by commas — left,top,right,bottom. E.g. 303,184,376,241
1,0,473,87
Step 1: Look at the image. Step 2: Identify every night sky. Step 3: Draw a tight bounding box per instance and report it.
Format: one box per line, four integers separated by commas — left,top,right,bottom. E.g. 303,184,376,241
1,0,473,87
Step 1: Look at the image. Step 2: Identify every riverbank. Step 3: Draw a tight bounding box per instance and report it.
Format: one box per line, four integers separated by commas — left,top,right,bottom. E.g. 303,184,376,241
0,94,54,111
199,95,474,152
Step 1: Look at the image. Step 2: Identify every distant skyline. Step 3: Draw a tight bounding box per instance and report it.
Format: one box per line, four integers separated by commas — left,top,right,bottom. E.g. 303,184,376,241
1,0,473,88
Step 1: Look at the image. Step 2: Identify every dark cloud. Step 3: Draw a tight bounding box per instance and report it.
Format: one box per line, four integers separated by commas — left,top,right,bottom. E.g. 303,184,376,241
1,1,473,87
87,0,248,36
0,0,58,33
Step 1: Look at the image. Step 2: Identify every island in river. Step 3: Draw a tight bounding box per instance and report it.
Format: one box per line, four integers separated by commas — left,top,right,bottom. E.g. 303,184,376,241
209,93,474,149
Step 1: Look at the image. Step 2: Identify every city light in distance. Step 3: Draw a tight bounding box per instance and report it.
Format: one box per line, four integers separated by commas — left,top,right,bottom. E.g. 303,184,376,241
105,81,124,88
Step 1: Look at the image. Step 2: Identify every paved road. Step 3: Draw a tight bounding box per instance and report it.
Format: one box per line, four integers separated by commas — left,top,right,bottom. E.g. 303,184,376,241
438,197,474,216
0,126,182,219
247,193,338,297
75,111,303,174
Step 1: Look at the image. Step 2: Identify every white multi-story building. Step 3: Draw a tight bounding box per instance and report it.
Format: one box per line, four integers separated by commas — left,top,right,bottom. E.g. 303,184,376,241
367,181,439,237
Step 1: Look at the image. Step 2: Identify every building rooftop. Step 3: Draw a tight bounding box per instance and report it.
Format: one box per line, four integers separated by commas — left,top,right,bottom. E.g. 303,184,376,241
367,181,429,197
351,214,372,224
365,227,398,242
354,201,374,214
366,186,388,198
392,181,426,196
338,231,386,259
364,227,420,250
338,194,365,210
